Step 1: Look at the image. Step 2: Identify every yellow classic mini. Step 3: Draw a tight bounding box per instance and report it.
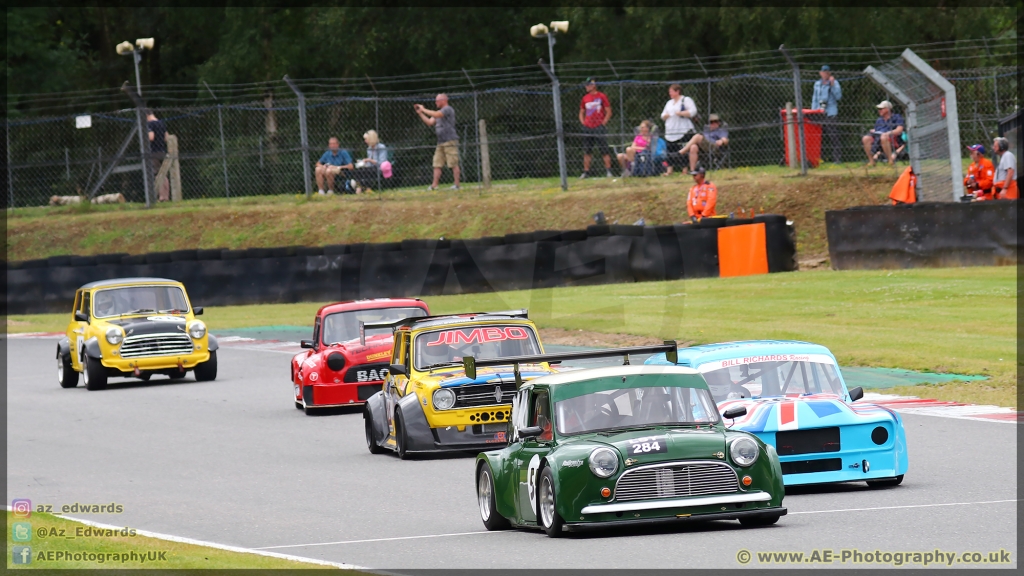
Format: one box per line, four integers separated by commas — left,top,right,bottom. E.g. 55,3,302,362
57,277,218,390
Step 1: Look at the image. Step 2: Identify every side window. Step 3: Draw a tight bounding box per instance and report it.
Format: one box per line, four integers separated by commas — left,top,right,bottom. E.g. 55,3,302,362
72,291,82,315
81,292,91,317
531,392,552,441
312,317,321,349
402,333,411,368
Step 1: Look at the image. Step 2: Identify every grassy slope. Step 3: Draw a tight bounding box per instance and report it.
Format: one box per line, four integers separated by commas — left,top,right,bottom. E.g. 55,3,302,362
6,163,894,262
11,267,1015,408
6,511,350,569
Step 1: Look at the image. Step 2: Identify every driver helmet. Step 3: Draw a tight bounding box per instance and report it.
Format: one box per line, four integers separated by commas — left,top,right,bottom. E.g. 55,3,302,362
703,370,744,401
94,293,115,316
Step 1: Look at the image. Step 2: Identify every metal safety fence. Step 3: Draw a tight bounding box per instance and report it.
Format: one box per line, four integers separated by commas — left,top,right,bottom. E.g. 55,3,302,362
6,37,1016,208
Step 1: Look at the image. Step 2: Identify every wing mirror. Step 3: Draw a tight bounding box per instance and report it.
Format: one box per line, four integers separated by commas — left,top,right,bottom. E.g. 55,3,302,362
389,364,408,377
848,386,864,402
193,306,204,316
300,340,314,349
74,311,89,322
518,426,543,439
722,406,747,420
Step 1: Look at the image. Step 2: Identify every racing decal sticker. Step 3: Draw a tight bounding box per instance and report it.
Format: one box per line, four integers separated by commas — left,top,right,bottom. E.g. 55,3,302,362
356,367,388,382
627,436,668,455
146,316,185,322
485,432,507,444
366,350,391,361
308,372,319,382
777,401,799,431
697,353,837,373
526,454,541,514
561,459,585,468
426,326,531,346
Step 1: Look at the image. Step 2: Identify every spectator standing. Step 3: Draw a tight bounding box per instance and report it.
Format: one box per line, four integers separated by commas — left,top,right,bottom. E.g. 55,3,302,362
617,120,653,176
660,83,697,175
679,114,729,172
812,65,843,163
686,165,717,220
315,137,354,195
352,130,388,194
415,94,460,190
146,110,170,202
992,137,1018,200
578,77,614,179
963,144,995,200
861,100,904,167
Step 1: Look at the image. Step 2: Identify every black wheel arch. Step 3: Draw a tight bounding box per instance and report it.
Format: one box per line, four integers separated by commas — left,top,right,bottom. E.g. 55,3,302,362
396,392,434,452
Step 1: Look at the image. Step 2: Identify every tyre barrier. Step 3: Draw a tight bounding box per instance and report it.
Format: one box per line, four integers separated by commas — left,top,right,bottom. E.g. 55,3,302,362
6,215,796,314
825,200,1017,270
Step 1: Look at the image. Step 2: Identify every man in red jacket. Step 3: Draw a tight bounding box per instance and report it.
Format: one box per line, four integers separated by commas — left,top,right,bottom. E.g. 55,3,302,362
964,143,995,200
687,165,717,221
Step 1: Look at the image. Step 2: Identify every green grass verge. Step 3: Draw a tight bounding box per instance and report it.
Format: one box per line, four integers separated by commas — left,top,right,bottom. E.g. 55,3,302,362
6,511,353,569
10,266,1015,408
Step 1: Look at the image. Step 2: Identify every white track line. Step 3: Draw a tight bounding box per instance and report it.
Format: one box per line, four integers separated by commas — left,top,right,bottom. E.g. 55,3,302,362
6,506,366,570
254,499,1019,550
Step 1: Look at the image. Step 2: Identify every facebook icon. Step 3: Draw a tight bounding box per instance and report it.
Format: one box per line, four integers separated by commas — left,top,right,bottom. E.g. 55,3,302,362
13,546,32,565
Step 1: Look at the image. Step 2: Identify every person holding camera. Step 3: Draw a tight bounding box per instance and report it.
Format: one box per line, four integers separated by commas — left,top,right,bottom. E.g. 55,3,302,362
812,65,842,164
963,144,995,200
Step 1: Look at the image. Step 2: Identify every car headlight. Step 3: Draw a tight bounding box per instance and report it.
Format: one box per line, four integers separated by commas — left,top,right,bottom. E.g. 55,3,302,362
105,326,124,345
432,388,456,410
588,447,619,478
188,321,207,339
730,437,759,467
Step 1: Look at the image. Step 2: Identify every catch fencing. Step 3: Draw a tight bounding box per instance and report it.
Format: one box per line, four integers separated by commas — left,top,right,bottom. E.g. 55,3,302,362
6,37,1016,208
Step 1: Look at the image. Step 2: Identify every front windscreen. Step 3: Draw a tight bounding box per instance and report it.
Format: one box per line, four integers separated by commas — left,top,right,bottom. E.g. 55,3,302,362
701,359,844,402
413,324,541,369
556,386,719,435
322,307,427,345
93,286,189,318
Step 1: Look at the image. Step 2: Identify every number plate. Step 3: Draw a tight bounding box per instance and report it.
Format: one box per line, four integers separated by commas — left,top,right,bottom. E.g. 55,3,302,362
482,423,507,434
627,436,668,455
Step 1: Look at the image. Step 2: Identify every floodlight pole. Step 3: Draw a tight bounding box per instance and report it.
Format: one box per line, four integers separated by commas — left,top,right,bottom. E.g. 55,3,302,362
133,49,144,96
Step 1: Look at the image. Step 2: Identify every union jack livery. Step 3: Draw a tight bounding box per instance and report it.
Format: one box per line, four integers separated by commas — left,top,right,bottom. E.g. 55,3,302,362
646,341,908,487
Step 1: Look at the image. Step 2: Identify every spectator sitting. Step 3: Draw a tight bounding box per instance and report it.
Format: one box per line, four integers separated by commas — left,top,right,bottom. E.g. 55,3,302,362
351,130,388,194
686,165,717,220
992,137,1017,200
861,100,904,167
964,143,995,200
617,120,653,177
678,114,728,172
315,137,355,195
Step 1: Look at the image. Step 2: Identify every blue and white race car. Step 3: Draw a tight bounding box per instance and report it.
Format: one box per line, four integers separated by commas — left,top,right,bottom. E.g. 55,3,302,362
646,341,908,487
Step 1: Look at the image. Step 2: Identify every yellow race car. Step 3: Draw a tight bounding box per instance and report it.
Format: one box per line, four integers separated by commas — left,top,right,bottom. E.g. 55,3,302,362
57,277,218,390
363,310,556,458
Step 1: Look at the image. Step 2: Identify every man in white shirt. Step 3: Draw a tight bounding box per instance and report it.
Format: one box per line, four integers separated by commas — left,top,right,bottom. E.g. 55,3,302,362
660,83,697,175
992,137,1017,200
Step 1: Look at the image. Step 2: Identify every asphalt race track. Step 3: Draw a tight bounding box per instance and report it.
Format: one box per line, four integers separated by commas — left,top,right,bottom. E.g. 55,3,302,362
6,336,1018,570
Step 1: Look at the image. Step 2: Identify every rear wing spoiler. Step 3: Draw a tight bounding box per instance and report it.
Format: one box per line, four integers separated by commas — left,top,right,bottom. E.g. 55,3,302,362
463,341,678,384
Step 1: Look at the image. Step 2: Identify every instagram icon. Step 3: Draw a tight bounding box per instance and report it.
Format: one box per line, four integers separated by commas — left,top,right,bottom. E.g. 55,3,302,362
11,499,32,518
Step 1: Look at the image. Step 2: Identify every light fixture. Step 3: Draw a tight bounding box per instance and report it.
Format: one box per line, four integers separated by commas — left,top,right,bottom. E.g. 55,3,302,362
115,41,135,55
530,23,549,38
136,38,155,50
549,21,569,34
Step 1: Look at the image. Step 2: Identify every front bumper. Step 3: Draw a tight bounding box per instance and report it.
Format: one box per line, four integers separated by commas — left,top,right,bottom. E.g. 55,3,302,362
423,423,510,451
581,491,772,515
779,448,900,486
568,507,787,531
302,382,382,407
101,351,210,373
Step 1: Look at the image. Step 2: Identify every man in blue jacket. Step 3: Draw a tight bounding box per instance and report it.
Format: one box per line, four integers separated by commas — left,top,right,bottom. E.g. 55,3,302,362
315,137,355,194
812,65,842,164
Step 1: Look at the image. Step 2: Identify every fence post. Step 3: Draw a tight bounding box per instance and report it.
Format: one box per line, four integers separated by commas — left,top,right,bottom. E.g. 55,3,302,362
121,81,153,208
780,45,808,175
462,68,483,188
785,102,797,169
283,75,312,198
539,59,568,191
365,75,382,191
204,81,231,198
479,119,491,188
6,122,14,208
606,59,624,140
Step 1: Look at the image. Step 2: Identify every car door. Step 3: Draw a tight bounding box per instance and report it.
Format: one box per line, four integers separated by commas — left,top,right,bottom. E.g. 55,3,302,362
384,331,411,439
71,291,91,370
512,388,554,525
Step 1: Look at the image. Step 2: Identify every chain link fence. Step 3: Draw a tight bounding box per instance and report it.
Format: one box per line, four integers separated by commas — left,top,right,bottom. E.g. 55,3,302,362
6,37,1016,208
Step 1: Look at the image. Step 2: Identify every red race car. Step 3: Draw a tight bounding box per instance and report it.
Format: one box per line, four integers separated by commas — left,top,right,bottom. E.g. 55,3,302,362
291,298,429,414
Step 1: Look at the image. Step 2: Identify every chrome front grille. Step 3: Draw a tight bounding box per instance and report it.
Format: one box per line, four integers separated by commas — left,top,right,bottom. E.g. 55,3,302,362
453,382,517,408
119,333,194,359
614,461,739,502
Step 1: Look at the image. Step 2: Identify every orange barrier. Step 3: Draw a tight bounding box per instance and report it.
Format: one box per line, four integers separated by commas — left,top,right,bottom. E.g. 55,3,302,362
717,223,768,277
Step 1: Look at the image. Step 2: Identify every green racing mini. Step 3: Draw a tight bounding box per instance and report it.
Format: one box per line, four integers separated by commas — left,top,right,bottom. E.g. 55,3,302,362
471,345,787,537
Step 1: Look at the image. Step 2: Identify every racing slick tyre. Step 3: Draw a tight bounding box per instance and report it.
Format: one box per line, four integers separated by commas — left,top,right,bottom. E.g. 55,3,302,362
394,409,411,460
866,474,904,489
477,463,511,531
82,355,108,391
57,350,79,388
739,514,782,527
138,373,152,382
538,467,565,537
194,350,218,382
364,409,385,454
